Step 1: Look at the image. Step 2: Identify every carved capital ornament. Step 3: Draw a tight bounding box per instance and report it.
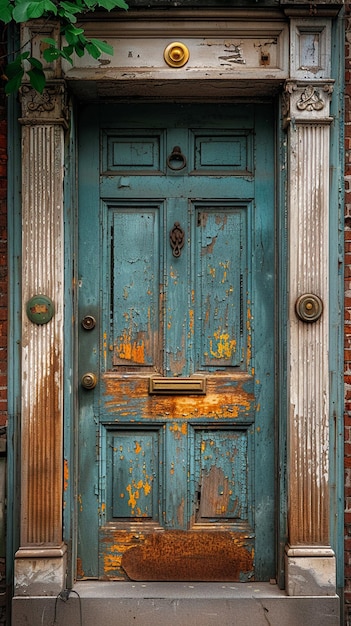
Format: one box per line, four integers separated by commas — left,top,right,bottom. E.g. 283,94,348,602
19,82,68,127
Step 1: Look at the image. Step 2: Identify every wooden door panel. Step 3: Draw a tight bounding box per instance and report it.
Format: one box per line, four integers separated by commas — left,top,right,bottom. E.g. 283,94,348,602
191,428,251,525
106,428,161,521
190,130,252,174
195,204,247,370
78,103,275,582
108,203,162,370
102,129,165,174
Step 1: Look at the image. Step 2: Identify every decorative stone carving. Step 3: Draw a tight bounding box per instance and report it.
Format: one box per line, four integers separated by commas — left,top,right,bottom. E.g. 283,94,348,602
19,82,68,127
296,84,324,111
283,80,333,126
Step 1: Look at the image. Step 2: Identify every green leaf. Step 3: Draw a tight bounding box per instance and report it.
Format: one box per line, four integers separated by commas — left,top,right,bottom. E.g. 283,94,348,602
4,67,24,94
90,38,113,56
97,0,128,10
85,41,101,59
57,7,77,22
42,42,74,64
64,24,84,44
60,1,82,14
28,56,43,70
27,0,56,19
0,0,13,24
12,1,32,22
74,42,86,57
44,0,57,13
41,37,57,46
60,44,74,63
5,52,28,78
27,66,46,92
42,46,61,62
1,0,129,93
12,0,56,20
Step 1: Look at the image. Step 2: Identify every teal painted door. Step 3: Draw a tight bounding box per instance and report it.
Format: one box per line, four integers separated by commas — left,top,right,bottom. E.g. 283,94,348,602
78,103,275,581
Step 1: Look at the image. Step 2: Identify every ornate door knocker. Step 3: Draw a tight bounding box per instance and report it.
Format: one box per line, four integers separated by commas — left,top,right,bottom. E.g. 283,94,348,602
169,222,185,257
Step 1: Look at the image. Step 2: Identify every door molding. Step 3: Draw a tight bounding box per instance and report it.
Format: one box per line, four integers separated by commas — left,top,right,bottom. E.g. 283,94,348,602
13,7,342,599
283,79,335,595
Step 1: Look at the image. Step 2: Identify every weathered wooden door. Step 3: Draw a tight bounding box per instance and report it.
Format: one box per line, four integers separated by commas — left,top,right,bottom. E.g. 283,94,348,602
78,103,275,582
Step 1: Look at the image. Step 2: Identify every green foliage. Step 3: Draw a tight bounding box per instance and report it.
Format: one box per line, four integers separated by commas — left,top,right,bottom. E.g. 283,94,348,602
0,0,128,93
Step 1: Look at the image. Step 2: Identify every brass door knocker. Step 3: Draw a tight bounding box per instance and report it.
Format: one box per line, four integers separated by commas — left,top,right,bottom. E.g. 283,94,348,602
167,146,187,171
169,222,185,257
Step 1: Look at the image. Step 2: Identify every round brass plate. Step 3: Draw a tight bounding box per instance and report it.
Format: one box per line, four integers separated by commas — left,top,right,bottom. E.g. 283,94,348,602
164,42,190,68
26,294,55,325
295,293,323,323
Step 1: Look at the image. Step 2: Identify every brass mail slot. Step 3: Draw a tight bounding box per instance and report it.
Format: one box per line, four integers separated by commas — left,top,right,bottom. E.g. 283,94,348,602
149,377,206,395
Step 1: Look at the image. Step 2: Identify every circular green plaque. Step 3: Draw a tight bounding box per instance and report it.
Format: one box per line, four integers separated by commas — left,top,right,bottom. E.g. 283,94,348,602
26,295,55,325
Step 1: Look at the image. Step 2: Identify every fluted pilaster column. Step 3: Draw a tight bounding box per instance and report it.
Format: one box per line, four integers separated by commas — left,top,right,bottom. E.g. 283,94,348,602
14,83,68,595
284,80,336,596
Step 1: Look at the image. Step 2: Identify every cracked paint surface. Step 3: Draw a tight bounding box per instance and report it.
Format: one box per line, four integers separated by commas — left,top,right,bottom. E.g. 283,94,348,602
78,104,275,584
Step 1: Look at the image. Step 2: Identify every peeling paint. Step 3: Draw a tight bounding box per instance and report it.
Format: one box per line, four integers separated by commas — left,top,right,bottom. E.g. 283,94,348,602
103,375,254,420
77,104,276,584
170,422,187,437
116,329,145,364
210,330,236,359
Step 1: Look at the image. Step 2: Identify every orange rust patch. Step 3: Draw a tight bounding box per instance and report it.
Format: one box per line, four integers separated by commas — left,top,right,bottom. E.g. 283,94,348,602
100,530,148,579
22,342,62,544
76,557,85,579
64,458,69,491
134,441,142,454
121,530,253,581
169,422,187,437
188,309,194,336
116,330,145,364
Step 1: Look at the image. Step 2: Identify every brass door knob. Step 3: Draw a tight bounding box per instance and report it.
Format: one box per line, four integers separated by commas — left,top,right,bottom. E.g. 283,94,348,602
81,372,98,389
81,315,96,330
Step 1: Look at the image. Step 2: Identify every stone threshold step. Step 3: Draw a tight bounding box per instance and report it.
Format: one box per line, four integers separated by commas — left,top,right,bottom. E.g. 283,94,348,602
12,582,340,626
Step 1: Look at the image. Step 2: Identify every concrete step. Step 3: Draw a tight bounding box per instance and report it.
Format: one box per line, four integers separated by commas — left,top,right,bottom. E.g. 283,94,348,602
12,582,340,626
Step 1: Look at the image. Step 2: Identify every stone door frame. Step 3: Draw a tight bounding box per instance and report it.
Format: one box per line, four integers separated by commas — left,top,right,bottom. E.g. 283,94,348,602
12,6,343,599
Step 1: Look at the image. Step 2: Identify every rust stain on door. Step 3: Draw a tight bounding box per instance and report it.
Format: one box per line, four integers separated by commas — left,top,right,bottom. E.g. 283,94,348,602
121,530,253,581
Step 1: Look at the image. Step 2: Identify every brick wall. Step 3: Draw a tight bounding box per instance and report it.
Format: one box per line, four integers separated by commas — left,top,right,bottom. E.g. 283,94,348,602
0,69,7,431
346,3,351,624
0,24,7,625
